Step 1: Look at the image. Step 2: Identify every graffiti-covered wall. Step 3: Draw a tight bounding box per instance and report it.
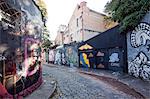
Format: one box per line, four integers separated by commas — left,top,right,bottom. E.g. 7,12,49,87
0,0,44,97
53,43,79,67
65,44,78,67
127,11,150,80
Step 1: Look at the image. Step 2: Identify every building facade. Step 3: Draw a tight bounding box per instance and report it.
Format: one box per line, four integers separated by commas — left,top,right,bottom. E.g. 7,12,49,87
55,25,67,45
67,1,116,43
55,1,117,45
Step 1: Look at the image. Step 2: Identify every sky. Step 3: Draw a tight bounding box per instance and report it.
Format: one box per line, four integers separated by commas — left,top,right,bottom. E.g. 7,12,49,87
44,0,110,40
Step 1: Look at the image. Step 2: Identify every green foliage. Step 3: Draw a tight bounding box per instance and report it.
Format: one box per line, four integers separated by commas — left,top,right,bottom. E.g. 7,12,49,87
105,0,150,32
42,39,52,49
34,0,48,18
41,27,52,49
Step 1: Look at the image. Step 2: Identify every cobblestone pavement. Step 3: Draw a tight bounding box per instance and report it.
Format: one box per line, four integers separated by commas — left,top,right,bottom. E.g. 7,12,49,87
24,67,56,99
43,64,137,99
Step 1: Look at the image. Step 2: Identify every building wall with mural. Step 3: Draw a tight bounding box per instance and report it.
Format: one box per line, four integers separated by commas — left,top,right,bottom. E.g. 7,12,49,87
127,11,150,81
0,0,44,98
78,26,127,72
53,43,79,67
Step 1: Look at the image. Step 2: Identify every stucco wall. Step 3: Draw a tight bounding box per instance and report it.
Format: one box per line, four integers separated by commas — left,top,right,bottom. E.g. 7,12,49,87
68,2,106,42
127,11,150,81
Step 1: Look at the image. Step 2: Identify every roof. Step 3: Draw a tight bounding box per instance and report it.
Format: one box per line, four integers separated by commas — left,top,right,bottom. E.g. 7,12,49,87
79,25,126,49
89,9,106,16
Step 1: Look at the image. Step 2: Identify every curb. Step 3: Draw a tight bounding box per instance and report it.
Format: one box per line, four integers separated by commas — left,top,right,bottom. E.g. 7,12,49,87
79,71,146,99
49,80,57,98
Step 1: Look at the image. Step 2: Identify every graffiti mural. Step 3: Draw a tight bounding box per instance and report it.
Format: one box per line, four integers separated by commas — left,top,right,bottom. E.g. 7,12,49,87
129,52,150,79
54,50,62,65
130,23,150,48
0,0,44,98
80,53,90,68
65,46,78,67
49,50,55,63
53,44,78,67
109,53,119,63
127,16,150,81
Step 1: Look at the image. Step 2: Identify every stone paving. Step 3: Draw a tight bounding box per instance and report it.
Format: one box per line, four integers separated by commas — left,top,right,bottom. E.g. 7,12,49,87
44,64,136,99
24,66,56,99
79,67,150,99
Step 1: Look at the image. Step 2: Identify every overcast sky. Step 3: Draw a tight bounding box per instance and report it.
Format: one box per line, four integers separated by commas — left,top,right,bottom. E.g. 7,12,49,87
44,0,110,40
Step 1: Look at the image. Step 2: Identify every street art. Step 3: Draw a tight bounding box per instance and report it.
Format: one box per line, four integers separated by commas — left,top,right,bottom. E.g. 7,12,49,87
54,50,62,65
130,23,150,48
109,53,119,62
88,53,94,57
49,50,55,63
97,51,104,56
97,64,104,68
80,53,90,68
79,44,93,50
129,52,150,80
0,0,43,98
24,38,41,77
128,21,150,80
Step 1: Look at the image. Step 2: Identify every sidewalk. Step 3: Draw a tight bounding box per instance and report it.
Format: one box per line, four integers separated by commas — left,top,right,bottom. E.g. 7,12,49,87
24,71,56,99
78,68,150,99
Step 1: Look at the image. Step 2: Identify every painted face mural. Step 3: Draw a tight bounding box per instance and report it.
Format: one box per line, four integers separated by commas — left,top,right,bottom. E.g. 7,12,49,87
24,38,41,77
129,22,150,80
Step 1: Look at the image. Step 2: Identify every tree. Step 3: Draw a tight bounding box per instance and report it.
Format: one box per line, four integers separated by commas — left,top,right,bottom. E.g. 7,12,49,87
104,0,150,32
41,27,52,50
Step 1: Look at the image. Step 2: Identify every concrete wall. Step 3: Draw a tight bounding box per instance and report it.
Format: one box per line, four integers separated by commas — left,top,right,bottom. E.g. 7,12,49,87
127,11,150,81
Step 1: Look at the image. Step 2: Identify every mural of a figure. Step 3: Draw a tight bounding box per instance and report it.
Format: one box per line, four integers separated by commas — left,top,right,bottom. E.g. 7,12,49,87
129,52,150,80
54,50,61,65
49,50,55,63
66,47,78,67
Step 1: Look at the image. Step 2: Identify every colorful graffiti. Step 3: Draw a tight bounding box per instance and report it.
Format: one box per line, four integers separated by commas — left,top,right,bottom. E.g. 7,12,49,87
53,44,78,67
54,50,62,65
65,46,78,67
79,44,93,50
49,50,55,63
80,53,90,68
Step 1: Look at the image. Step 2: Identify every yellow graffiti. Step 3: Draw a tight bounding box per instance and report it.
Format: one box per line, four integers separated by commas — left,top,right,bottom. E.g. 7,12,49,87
83,53,90,67
79,44,93,50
